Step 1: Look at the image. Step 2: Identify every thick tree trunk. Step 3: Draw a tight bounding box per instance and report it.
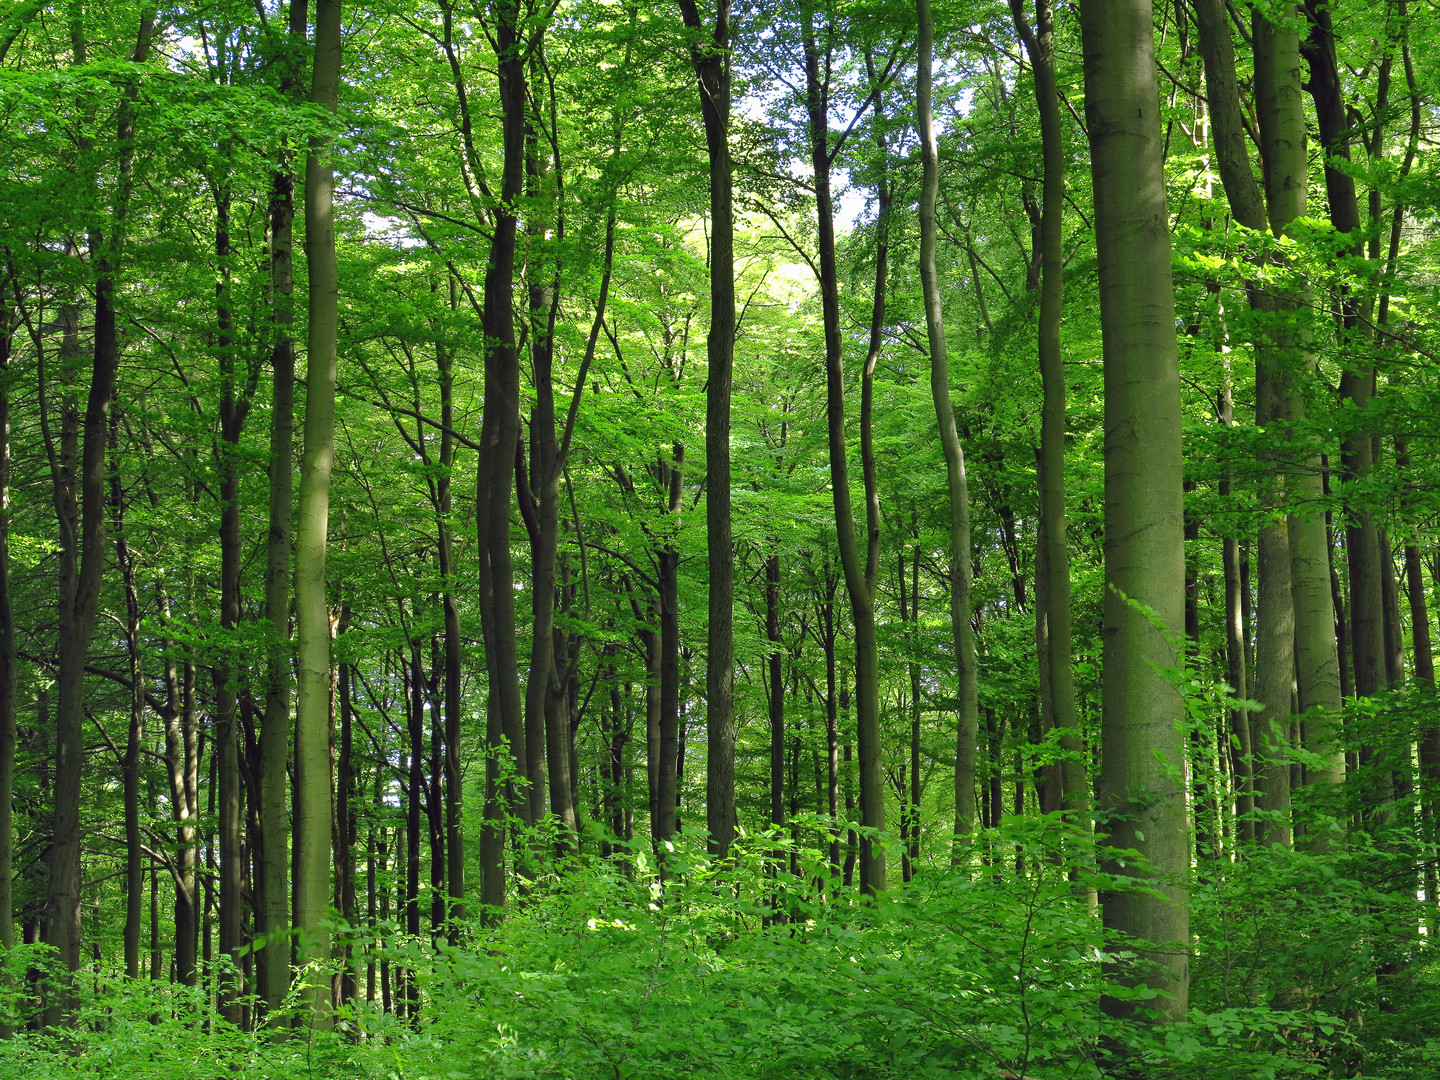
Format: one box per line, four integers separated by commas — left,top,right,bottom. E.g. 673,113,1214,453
293,0,342,1027
1078,0,1189,1025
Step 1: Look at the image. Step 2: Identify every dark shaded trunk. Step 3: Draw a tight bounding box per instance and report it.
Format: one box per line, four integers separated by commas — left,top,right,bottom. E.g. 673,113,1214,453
677,0,736,861
259,0,306,1025
477,0,533,913
43,11,157,1020
0,297,15,977
805,8,884,893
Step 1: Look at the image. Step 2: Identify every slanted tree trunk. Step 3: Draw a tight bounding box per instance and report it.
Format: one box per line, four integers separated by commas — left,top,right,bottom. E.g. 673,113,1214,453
918,0,977,861
1008,0,1085,827
1078,0,1189,1025
803,7,884,892
43,10,157,1022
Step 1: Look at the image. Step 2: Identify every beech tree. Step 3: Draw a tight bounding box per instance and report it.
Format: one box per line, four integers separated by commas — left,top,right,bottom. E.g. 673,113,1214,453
1078,0,1189,1023
1,1,1439,1070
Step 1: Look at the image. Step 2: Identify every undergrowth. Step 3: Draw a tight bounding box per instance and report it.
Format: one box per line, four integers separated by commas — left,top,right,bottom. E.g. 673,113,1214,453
0,815,1432,1079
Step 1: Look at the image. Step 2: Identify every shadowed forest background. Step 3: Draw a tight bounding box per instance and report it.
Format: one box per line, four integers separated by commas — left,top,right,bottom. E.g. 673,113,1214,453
2,0,1440,1076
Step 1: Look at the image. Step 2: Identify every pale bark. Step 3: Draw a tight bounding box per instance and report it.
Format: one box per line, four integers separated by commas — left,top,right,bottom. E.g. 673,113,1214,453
293,0,342,1027
1078,0,1189,1023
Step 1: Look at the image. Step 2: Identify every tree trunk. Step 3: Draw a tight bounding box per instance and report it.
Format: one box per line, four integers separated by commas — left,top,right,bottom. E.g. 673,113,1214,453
1009,0,1085,827
213,185,251,1027
656,447,684,848
0,294,12,971
918,0,978,862
107,434,146,981
1079,0,1189,1025
42,10,157,1021
676,0,736,861
258,1,305,1025
293,0,342,1027
477,0,533,911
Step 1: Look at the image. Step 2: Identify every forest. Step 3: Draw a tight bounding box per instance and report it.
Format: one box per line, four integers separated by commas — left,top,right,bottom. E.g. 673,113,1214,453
1,0,1439,1075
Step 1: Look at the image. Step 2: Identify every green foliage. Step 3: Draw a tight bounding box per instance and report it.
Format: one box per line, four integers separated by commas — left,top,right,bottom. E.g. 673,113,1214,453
3,821,1411,1079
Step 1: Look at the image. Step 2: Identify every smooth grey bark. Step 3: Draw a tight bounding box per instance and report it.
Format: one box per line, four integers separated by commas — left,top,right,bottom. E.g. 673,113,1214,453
293,0,341,1028
1078,0,1189,1024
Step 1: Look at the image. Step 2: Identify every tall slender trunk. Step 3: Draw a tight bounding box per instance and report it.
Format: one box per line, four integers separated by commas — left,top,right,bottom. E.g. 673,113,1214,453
213,185,251,1027
918,0,977,861
108,431,146,980
1009,0,1084,826
336,657,358,1004
477,0,533,912
521,110,558,832
43,11,158,1020
0,295,13,973
656,447,684,847
1079,0,1189,1025
259,1,306,1024
0,293,11,979
293,0,341,1027
676,0,736,860
1198,0,1323,842
805,8,884,892
1288,0,1354,786
765,554,786,907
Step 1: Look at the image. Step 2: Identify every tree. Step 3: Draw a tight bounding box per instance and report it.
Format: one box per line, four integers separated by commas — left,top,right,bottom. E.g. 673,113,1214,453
293,0,341,1027
918,0,979,856
1078,0,1189,1025
676,0,738,860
